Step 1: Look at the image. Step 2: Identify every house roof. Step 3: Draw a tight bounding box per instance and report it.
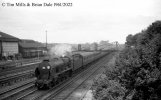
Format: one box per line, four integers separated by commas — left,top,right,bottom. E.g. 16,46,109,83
0,31,19,42
19,42,46,48
20,39,36,43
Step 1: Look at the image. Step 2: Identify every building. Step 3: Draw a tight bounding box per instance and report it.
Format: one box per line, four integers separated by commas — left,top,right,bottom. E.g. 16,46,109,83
19,39,47,58
0,31,20,60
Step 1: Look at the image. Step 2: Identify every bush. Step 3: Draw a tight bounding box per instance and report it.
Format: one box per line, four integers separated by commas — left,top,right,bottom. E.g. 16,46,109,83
92,74,125,100
91,21,161,100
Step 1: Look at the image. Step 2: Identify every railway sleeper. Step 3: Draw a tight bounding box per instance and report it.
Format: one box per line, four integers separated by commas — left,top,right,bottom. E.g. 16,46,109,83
0,73,35,87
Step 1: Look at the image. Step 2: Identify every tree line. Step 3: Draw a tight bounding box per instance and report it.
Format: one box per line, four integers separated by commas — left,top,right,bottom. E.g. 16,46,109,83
91,21,161,100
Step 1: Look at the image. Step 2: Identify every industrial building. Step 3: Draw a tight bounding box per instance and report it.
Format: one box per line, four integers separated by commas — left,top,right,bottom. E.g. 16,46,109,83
0,31,47,60
0,31,20,60
19,39,47,58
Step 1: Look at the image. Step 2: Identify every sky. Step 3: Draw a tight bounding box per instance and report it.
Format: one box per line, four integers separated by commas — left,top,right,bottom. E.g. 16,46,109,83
0,0,161,44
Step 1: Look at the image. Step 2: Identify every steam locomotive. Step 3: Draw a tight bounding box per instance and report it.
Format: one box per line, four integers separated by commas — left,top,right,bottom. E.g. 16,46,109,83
34,51,108,89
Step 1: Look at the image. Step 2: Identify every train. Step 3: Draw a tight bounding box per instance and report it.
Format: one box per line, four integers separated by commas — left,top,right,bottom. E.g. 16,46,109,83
34,51,109,89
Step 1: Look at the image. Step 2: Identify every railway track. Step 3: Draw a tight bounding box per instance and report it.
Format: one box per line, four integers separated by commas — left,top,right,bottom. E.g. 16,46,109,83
0,61,40,77
0,58,42,71
14,52,114,100
0,61,41,99
40,53,113,100
0,62,41,87
0,78,36,100
0,70,35,87
64,65,105,100
0,51,115,100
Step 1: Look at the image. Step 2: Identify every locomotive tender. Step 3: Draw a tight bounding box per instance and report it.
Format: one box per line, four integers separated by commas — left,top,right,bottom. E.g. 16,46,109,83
35,51,108,89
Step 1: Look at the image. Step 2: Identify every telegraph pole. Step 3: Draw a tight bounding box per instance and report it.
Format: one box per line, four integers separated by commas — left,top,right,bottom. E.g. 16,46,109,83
115,41,118,50
46,30,47,49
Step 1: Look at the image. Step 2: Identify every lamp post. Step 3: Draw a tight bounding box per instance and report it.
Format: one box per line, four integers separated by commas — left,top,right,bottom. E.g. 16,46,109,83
37,46,39,59
46,30,47,49
0,35,3,59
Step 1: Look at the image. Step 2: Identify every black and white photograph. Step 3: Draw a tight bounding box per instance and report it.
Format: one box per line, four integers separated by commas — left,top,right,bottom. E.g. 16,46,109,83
0,0,161,99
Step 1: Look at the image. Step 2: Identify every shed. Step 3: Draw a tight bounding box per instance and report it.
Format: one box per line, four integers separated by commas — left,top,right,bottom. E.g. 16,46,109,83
19,39,47,58
0,31,20,59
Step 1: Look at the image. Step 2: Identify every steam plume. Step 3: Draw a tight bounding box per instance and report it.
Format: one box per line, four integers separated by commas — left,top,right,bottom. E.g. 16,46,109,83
49,44,73,58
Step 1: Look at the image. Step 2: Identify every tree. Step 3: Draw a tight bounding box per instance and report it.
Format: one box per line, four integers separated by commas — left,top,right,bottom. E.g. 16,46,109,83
91,20,161,100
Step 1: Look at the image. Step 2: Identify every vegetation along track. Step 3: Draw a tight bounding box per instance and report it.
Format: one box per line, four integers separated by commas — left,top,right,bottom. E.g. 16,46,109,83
18,51,116,100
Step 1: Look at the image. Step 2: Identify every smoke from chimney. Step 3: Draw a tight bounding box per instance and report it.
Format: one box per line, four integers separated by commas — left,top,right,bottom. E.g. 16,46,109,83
49,44,73,58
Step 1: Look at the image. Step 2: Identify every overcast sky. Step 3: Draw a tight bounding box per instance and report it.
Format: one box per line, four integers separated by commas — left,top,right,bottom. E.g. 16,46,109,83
0,0,161,44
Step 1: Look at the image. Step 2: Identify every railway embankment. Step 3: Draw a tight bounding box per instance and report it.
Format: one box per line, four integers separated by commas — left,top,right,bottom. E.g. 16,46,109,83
82,52,120,100
91,21,161,100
